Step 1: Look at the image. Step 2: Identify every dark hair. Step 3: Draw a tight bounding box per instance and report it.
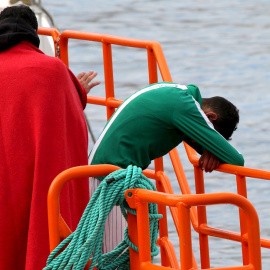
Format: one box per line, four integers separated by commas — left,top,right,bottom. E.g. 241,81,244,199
0,5,38,31
202,96,239,140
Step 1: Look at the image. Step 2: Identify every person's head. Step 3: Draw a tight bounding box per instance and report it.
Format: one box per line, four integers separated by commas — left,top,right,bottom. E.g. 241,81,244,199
202,96,239,140
0,5,38,31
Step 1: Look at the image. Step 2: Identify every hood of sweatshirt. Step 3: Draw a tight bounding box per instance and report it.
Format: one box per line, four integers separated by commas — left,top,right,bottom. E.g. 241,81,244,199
0,17,40,51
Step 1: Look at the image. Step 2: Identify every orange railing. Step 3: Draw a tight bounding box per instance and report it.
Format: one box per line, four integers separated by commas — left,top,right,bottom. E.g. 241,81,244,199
174,145,270,267
47,165,262,270
126,188,261,270
38,27,60,57
58,30,172,120
47,164,120,251
39,28,268,268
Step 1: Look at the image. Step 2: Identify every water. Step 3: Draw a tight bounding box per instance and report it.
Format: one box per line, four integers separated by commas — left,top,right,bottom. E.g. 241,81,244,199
42,0,270,268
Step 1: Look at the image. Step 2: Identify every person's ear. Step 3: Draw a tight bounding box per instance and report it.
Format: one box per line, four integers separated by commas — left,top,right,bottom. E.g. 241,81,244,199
205,112,217,122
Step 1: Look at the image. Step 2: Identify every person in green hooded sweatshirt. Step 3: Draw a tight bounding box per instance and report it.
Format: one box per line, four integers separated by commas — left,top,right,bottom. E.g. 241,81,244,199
90,82,244,171
89,82,244,253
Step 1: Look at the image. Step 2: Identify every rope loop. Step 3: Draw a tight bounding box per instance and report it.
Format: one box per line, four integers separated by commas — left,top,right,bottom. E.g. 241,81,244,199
44,165,162,270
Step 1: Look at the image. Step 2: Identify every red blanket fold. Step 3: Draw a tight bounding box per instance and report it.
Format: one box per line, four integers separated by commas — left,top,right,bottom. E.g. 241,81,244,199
0,41,89,269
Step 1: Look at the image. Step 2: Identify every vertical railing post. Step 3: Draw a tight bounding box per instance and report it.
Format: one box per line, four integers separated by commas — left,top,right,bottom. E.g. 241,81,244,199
59,35,69,67
125,189,142,270
102,42,115,119
137,200,152,265
37,27,60,58
151,41,173,82
147,45,165,178
194,166,210,268
126,189,152,270
128,211,140,270
236,174,249,264
155,175,171,267
177,202,193,270
245,201,262,270
147,47,158,84
154,158,164,174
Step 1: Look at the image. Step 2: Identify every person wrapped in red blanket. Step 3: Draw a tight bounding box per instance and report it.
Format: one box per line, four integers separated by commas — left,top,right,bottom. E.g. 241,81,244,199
0,5,100,270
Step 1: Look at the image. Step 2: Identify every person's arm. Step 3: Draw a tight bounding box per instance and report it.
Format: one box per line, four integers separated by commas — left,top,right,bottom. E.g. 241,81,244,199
172,94,244,168
183,137,220,172
199,150,221,172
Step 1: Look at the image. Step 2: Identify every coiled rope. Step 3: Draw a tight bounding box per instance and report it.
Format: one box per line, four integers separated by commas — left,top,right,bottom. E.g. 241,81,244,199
44,165,162,270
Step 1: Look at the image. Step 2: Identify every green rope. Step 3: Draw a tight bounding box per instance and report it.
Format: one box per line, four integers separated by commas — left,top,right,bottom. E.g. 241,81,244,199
44,165,162,270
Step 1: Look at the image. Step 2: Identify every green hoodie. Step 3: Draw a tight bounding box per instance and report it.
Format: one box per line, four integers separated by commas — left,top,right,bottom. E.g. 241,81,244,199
89,82,244,170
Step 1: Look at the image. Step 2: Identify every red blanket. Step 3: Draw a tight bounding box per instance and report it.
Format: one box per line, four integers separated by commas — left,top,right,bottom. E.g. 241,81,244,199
0,41,89,269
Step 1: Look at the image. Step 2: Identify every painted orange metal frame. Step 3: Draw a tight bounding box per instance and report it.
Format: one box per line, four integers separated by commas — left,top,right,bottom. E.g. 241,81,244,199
47,164,181,269
125,189,261,270
58,30,172,120
47,164,120,251
37,27,60,57
47,165,262,270
178,144,270,267
39,28,266,269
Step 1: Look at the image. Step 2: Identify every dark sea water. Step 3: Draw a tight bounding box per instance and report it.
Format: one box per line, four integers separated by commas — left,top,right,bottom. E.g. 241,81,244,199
43,0,270,268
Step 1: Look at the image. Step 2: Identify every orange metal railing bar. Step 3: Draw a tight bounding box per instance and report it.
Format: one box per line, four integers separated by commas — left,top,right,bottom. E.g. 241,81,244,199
125,189,262,270
180,143,270,266
58,30,172,119
37,27,60,57
169,143,270,266
47,164,120,251
177,202,193,270
55,30,174,181
55,31,184,265
102,41,115,118
47,165,181,269
38,28,183,268
154,175,176,267
154,171,198,268
40,28,175,190
194,165,211,268
237,174,249,265
184,143,270,180
145,168,180,265
37,27,60,42
140,264,254,270
58,30,172,81
39,29,267,268
46,30,206,268
47,162,262,270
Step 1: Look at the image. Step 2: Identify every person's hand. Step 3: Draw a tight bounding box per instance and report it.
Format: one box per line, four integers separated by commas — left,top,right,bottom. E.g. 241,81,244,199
199,150,220,172
77,70,101,94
